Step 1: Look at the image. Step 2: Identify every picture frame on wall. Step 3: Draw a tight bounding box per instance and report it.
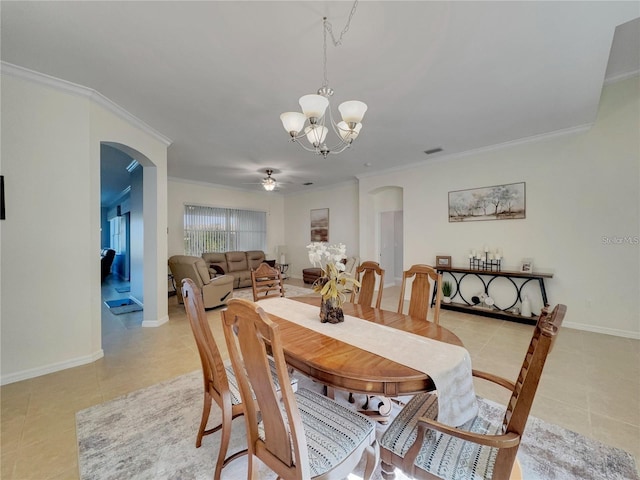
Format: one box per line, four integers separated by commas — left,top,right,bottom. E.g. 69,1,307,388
520,259,534,273
436,255,452,268
448,182,526,222
310,208,329,242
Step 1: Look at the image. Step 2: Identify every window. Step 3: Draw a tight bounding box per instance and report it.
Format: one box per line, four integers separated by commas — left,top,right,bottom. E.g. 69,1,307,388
184,205,266,255
109,216,126,254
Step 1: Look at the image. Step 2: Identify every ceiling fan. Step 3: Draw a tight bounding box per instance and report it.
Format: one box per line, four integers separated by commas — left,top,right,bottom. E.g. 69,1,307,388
262,169,278,191
242,168,287,191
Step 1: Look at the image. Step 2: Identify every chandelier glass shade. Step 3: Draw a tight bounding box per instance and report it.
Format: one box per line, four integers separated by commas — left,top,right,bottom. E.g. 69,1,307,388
280,8,366,159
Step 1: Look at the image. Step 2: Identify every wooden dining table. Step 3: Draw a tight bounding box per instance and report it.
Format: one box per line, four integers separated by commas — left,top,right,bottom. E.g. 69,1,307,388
265,296,465,405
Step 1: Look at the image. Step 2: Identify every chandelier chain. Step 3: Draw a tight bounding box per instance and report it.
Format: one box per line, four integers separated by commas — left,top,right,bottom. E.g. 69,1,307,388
324,0,359,47
321,0,359,88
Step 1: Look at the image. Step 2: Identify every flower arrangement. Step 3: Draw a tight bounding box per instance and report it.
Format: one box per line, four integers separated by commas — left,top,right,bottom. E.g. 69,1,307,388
307,242,360,323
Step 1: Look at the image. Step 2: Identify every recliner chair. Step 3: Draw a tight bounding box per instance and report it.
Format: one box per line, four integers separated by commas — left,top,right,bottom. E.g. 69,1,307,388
168,255,234,309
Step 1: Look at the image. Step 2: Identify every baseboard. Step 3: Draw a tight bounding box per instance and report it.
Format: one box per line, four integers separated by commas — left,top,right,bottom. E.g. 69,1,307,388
0,349,104,386
142,315,169,327
564,321,640,340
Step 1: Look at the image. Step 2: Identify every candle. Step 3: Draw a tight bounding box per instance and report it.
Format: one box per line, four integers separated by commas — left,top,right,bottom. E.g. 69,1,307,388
484,245,489,252
495,254,501,261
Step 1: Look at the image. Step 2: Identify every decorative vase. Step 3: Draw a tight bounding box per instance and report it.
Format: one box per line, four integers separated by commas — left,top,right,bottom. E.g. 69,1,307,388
320,295,344,323
443,296,451,304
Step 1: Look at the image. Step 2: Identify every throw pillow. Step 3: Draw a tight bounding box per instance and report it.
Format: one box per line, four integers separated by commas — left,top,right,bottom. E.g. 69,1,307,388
211,265,225,276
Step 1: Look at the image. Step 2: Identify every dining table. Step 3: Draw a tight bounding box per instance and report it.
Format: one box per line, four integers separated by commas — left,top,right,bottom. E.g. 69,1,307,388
256,295,477,424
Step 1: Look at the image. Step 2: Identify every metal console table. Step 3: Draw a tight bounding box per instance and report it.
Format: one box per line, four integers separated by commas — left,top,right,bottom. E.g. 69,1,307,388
433,267,554,325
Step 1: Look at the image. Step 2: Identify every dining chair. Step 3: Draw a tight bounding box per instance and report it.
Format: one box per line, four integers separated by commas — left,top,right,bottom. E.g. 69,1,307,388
181,278,296,480
250,261,285,301
379,303,567,480
347,260,385,405
398,264,442,324
222,298,380,480
350,260,385,309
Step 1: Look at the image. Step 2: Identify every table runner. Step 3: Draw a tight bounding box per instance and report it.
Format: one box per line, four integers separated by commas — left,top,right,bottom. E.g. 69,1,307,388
258,297,478,427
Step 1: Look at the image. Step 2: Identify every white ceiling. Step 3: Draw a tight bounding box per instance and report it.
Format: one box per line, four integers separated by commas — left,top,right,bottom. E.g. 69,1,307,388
2,1,639,199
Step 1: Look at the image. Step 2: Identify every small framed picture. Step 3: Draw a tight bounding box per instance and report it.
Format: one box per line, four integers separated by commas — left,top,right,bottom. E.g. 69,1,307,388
436,255,452,268
520,259,533,273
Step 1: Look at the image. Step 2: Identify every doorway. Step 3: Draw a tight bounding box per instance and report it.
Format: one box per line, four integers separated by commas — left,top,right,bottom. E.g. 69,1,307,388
379,210,403,286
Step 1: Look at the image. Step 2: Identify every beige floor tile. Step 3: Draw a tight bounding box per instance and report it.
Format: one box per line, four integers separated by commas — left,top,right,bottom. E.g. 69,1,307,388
13,428,78,480
530,394,592,438
1,448,17,479
588,382,640,426
1,414,25,453
590,412,640,461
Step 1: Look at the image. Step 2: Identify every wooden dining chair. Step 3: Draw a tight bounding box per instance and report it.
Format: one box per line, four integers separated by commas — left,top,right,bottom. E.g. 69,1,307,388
250,262,285,301
181,278,247,480
379,303,567,480
222,298,380,480
350,260,385,309
398,264,442,324
182,278,297,480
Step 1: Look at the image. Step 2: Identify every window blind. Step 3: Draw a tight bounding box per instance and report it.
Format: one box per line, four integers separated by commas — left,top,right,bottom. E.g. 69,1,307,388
184,205,266,255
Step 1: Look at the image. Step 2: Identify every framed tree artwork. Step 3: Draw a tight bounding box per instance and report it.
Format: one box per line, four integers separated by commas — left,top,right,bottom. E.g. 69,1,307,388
449,182,526,222
310,208,329,242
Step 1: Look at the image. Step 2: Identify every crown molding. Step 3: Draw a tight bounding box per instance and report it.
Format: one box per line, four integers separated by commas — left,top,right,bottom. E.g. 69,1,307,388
604,69,640,86
1,62,172,146
356,123,593,181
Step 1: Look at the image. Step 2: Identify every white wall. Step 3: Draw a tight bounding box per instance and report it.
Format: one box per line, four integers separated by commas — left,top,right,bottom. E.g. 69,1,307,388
1,67,169,384
358,77,640,338
167,179,286,258
283,182,360,279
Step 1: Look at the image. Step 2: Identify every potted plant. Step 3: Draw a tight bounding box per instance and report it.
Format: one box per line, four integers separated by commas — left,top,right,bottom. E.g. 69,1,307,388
441,280,452,304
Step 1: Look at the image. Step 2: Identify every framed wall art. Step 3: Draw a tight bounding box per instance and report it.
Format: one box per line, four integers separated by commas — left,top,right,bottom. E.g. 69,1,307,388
436,255,452,268
449,182,526,222
310,208,329,242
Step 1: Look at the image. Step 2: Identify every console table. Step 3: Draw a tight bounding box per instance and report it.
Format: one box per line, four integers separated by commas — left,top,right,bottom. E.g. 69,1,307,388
433,267,554,325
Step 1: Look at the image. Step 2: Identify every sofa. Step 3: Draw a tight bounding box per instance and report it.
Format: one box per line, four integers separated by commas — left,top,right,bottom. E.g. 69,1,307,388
168,255,234,309
101,248,116,282
201,250,266,289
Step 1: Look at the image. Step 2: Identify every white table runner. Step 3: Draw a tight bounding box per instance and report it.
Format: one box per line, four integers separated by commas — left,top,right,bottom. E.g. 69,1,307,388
258,297,478,427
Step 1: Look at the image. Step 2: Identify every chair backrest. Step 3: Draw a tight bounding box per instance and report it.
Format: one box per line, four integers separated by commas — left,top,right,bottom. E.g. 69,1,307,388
502,303,566,435
350,261,385,309
222,298,310,479
397,264,442,324
181,278,232,407
251,262,285,301
484,303,565,478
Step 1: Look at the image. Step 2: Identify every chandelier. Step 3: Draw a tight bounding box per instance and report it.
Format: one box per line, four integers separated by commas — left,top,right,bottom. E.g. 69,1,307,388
280,1,366,159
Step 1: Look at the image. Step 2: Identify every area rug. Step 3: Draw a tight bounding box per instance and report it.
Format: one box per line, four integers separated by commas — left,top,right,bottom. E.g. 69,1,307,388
76,371,639,480
232,284,316,301
104,298,142,315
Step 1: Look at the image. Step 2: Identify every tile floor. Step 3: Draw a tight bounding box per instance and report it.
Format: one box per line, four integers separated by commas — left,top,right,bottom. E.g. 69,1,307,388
1,276,639,479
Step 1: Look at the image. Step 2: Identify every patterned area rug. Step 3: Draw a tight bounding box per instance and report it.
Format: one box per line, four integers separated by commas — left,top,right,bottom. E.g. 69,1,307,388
231,284,316,301
76,371,639,480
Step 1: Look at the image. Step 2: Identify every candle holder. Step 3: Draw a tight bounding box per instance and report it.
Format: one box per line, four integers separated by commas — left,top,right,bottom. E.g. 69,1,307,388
469,252,502,271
